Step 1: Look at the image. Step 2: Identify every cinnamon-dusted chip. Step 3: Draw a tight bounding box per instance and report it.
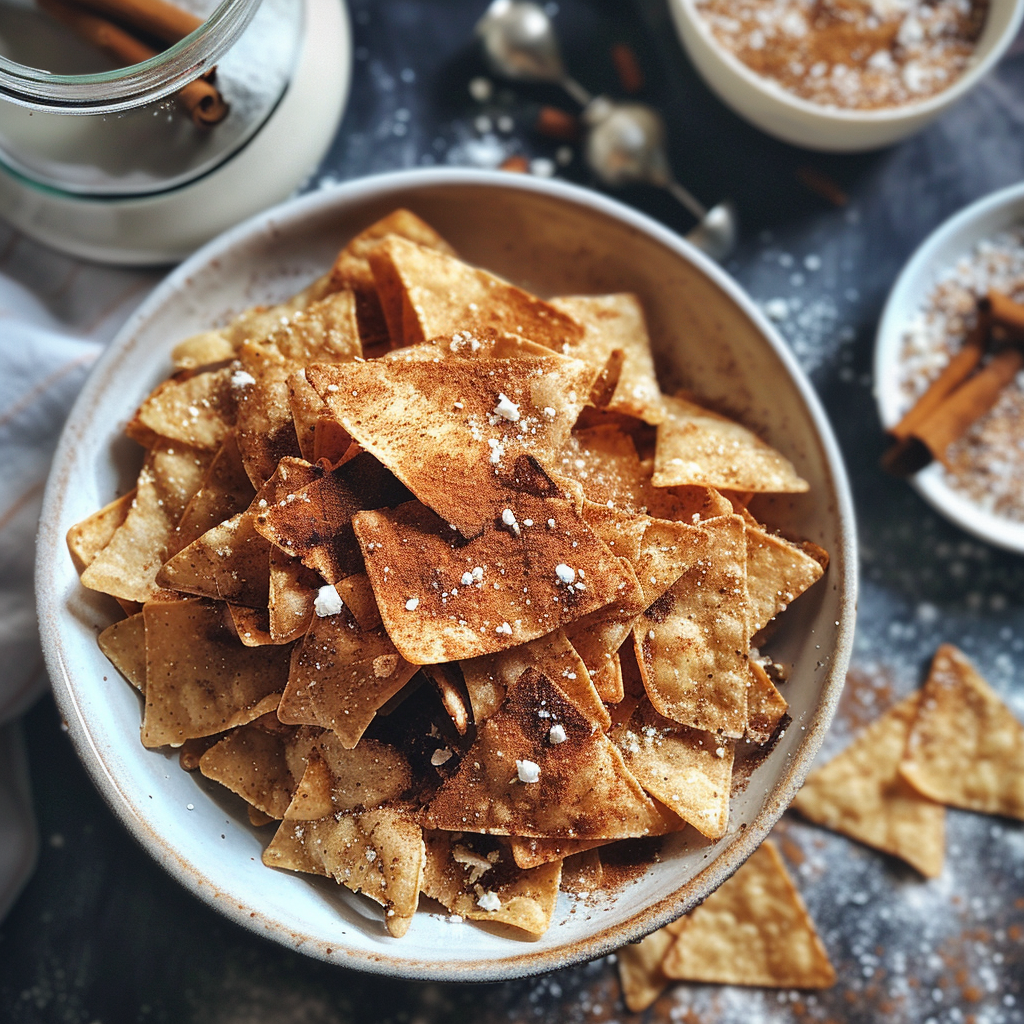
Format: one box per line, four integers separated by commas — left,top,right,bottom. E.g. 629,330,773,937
745,523,825,636
422,830,561,935
662,840,835,988
227,604,277,647
423,668,667,839
254,451,409,583
792,693,945,877
900,644,1024,820
199,722,315,820
747,660,789,745
617,919,687,1013
335,573,382,631
329,209,456,348
353,497,634,665
591,652,624,703
633,515,750,738
170,330,235,372
368,235,583,350
129,366,235,451
422,664,473,735
67,489,135,574
97,613,146,692
510,836,610,870
615,701,733,839
268,547,320,643
550,294,665,424
632,517,702,606
278,608,418,748
287,371,330,462
235,290,361,485
580,503,648,563
262,818,328,877
556,426,649,509
561,848,604,892
461,629,610,728
654,394,809,493
307,357,593,537
173,432,256,553
80,441,214,603
141,597,290,748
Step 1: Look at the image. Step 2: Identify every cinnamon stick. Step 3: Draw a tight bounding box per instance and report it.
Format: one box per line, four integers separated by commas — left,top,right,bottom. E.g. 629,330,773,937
889,299,990,440
39,0,227,126
60,0,202,47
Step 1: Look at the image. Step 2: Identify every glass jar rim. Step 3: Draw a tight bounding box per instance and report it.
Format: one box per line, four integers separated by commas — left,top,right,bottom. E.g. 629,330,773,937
0,0,262,114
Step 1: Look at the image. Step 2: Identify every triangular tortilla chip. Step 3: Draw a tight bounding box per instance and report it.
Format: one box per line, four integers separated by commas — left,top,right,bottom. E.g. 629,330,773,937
67,489,135,574
747,660,789,745
253,451,410,583
129,366,235,452
170,330,236,372
80,441,214,603
615,700,733,839
633,515,750,738
423,668,666,839
328,209,456,348
334,573,382,631
97,613,147,692
172,432,256,553
287,370,331,462
631,517,703,607
353,497,634,664
900,644,1024,820
278,608,418,747
268,546,320,643
746,523,825,636
510,836,610,870
580,503,648,564
141,596,290,747
199,721,315,820
461,629,610,728
556,426,650,510
367,235,583,350
653,395,809,493
617,920,686,1013
791,692,945,877
662,840,835,988
422,663,473,735
227,603,278,647
306,357,593,537
591,651,624,704
421,830,562,935
550,294,665,424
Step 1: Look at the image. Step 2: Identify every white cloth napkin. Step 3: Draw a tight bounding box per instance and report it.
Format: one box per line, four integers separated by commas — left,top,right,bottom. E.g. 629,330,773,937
0,224,160,918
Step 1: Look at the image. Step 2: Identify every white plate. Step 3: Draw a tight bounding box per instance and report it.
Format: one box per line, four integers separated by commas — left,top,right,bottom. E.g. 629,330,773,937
36,169,857,981
875,181,1024,554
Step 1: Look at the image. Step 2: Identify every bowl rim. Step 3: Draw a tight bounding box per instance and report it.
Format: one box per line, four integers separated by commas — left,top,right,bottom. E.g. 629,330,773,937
36,166,858,982
670,0,1024,125
875,179,1024,554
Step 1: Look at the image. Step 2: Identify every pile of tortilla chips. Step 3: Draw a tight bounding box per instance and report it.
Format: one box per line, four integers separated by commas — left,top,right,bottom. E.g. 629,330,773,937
69,209,828,939
792,643,1024,878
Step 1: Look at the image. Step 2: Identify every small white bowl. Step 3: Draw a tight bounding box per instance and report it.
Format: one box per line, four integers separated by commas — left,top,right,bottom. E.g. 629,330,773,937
875,181,1024,554
36,168,856,981
668,0,1024,152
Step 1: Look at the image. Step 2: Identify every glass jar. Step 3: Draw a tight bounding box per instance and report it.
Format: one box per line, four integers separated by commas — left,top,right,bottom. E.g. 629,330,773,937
0,0,304,196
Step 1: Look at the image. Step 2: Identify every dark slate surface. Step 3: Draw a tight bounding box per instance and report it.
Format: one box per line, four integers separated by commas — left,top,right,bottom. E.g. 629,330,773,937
3,0,1023,1021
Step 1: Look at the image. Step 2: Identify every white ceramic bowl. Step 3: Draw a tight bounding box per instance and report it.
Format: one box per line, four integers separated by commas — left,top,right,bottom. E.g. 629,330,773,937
36,169,856,981
875,181,1024,554
668,0,1024,152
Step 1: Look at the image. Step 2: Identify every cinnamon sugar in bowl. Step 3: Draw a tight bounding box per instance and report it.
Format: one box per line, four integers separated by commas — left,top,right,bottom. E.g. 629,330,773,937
668,0,1023,151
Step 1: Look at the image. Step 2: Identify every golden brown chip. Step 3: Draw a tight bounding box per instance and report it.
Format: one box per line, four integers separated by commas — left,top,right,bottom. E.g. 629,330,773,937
617,921,685,1013
67,489,135,574
561,848,604,892
253,451,409,583
278,608,418,748
631,517,703,607
747,660,789,745
422,664,473,735
662,840,835,988
307,357,593,538
227,604,279,647
170,330,236,372
353,497,635,665
368,235,583,350
580,503,648,564
791,693,945,877
334,573,383,631
653,395,809,493
328,209,456,348
141,597,290,748
80,442,214,604
509,836,610,869
460,629,609,728
556,426,649,510
615,700,733,839
591,652,624,703
549,294,665,424
900,644,1024,820
173,432,256,553
262,817,329,877
287,371,330,462
421,830,561,935
97,613,147,691
745,523,825,636
633,514,750,738
423,668,667,839
129,366,235,451
268,547,320,643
